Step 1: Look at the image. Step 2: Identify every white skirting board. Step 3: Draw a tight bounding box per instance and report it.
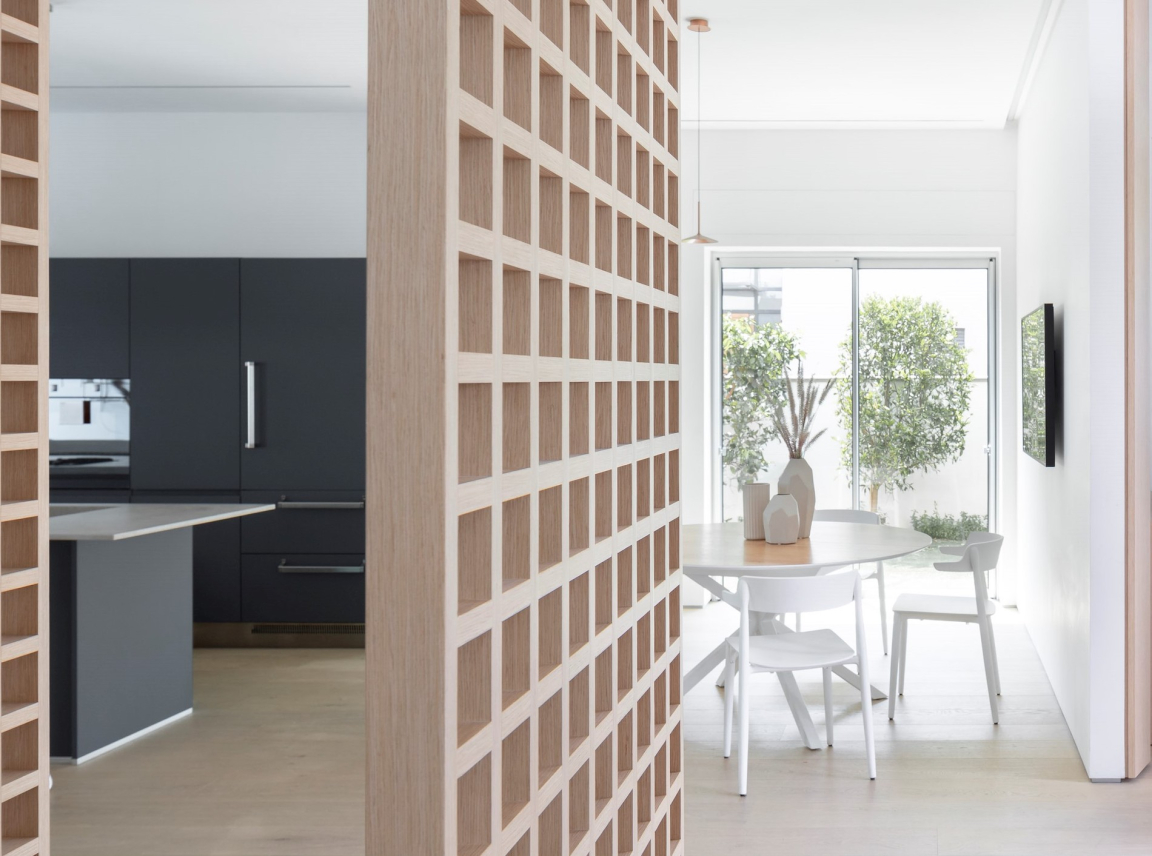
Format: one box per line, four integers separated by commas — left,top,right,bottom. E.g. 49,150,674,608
52,708,194,765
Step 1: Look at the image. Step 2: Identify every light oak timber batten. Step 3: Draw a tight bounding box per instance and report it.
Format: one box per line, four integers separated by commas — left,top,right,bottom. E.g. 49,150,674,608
368,0,683,851
0,0,49,851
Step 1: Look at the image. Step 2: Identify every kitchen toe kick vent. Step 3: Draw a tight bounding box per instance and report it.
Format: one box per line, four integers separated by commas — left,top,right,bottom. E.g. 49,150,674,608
251,623,365,635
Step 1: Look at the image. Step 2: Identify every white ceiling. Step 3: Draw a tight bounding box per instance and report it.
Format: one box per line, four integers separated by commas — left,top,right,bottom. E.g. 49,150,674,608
50,0,367,112
680,0,1050,129
49,0,1050,125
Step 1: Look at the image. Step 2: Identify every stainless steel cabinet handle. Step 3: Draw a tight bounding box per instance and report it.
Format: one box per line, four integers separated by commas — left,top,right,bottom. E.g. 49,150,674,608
276,501,366,510
244,361,258,449
277,561,365,575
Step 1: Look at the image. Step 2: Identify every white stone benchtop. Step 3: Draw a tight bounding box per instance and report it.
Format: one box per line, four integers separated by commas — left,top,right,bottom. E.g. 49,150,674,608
50,503,276,541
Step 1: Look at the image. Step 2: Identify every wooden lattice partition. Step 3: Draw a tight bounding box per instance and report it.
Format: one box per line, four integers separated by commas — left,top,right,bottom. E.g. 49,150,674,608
367,0,683,851
0,0,48,853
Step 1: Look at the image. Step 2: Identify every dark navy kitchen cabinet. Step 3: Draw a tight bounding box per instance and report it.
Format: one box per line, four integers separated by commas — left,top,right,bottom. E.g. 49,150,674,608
130,259,241,491
55,257,366,627
239,259,366,491
240,553,365,624
50,259,131,379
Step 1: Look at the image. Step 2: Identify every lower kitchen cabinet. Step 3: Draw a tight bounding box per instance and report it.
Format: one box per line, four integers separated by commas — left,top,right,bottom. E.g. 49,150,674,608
240,490,365,554
132,491,242,623
241,554,365,623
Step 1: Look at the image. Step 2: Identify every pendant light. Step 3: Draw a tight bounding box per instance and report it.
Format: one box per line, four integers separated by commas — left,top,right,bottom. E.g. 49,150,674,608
683,16,717,244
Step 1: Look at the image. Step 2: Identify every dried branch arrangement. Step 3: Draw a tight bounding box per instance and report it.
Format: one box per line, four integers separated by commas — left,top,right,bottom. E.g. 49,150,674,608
771,360,835,459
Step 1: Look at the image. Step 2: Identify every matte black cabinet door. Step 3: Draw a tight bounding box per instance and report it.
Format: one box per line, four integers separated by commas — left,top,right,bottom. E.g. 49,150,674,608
130,260,241,491
240,259,366,491
241,554,365,623
132,491,242,623
50,259,131,378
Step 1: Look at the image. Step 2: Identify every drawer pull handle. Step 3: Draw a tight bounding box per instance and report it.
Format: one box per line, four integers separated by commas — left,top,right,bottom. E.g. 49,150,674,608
277,561,365,575
276,501,365,510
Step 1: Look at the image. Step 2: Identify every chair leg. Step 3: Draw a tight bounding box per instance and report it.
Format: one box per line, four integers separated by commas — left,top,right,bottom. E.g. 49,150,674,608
858,661,877,780
977,617,1000,724
738,663,751,795
897,618,909,696
723,648,736,758
888,616,902,721
823,667,834,746
988,622,1002,696
876,562,889,655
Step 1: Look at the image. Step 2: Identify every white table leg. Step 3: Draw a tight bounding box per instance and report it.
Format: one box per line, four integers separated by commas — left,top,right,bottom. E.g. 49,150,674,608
831,664,887,701
684,640,728,693
777,670,823,750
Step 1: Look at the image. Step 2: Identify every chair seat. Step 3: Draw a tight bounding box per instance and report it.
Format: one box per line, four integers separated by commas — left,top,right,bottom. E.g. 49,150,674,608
726,629,856,672
891,593,997,621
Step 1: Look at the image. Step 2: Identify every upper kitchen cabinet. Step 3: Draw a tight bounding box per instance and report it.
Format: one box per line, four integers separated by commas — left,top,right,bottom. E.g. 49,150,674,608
50,259,131,379
131,259,241,491
240,259,366,491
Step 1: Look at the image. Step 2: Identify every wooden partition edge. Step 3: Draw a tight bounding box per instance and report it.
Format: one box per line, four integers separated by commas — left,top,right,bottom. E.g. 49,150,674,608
1124,0,1152,781
366,0,449,850
38,0,51,845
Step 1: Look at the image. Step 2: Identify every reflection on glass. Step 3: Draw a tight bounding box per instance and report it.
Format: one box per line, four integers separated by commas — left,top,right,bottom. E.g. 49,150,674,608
1021,305,1052,466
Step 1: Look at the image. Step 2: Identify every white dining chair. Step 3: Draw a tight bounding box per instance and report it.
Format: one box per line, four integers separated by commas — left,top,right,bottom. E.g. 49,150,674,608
888,532,1004,723
722,570,876,794
798,509,888,655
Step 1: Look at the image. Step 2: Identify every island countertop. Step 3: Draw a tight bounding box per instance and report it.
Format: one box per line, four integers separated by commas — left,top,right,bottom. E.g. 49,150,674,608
49,503,276,541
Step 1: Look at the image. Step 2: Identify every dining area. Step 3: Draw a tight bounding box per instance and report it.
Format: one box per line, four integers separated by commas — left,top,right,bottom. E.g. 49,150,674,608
680,510,1006,797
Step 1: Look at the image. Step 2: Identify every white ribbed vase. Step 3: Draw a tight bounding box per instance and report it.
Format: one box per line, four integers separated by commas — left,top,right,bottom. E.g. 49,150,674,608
741,483,772,540
778,457,815,539
763,493,800,545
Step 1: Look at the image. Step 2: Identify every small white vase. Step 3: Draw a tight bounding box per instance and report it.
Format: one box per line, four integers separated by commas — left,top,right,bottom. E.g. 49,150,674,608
763,493,800,545
741,483,772,540
778,457,815,539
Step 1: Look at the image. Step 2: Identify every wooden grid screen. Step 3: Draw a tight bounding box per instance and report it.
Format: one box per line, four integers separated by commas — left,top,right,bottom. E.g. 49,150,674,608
368,0,682,851
0,0,48,853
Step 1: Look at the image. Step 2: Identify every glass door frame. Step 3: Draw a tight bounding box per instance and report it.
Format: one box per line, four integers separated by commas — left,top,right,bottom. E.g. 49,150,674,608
710,253,1000,535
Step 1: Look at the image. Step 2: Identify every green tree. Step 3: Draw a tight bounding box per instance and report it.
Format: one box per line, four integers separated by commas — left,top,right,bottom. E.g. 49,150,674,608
837,295,973,512
722,315,801,486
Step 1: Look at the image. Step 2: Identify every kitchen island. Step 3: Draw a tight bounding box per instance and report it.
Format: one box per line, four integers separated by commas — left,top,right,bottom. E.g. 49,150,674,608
50,503,275,762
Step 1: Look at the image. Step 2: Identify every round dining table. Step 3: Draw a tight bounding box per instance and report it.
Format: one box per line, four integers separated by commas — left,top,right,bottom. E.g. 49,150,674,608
682,521,932,749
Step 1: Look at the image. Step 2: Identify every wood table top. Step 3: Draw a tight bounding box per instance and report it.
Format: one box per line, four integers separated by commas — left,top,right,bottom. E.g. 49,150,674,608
683,521,932,576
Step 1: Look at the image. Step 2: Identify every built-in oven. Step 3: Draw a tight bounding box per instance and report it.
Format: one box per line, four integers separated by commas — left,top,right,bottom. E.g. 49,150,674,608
49,379,130,497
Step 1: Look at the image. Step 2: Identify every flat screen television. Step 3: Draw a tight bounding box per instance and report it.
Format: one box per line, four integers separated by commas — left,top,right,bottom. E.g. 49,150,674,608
1021,303,1056,467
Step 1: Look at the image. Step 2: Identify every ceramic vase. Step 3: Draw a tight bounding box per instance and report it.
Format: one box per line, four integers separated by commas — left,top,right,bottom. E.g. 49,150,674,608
741,483,772,540
778,457,815,539
762,493,800,545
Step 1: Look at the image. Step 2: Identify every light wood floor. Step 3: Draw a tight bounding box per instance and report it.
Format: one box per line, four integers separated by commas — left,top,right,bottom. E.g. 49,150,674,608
50,572,1152,855
50,649,366,856
682,570,1152,856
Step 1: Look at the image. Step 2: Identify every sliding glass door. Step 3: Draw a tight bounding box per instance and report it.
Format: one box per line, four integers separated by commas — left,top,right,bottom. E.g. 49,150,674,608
717,258,996,541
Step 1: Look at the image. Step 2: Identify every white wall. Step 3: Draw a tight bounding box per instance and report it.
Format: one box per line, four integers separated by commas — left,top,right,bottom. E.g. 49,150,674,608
1015,0,1127,780
49,111,366,257
678,127,1019,600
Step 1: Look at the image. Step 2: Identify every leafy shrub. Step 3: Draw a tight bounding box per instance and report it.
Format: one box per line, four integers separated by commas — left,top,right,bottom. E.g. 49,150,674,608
910,505,988,542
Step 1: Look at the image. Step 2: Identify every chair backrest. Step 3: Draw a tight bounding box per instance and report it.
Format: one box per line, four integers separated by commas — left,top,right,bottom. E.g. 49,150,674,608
812,508,880,525
934,532,1003,574
738,570,860,616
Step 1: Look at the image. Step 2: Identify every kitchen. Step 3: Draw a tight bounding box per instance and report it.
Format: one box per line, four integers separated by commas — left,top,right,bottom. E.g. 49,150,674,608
44,1,370,847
